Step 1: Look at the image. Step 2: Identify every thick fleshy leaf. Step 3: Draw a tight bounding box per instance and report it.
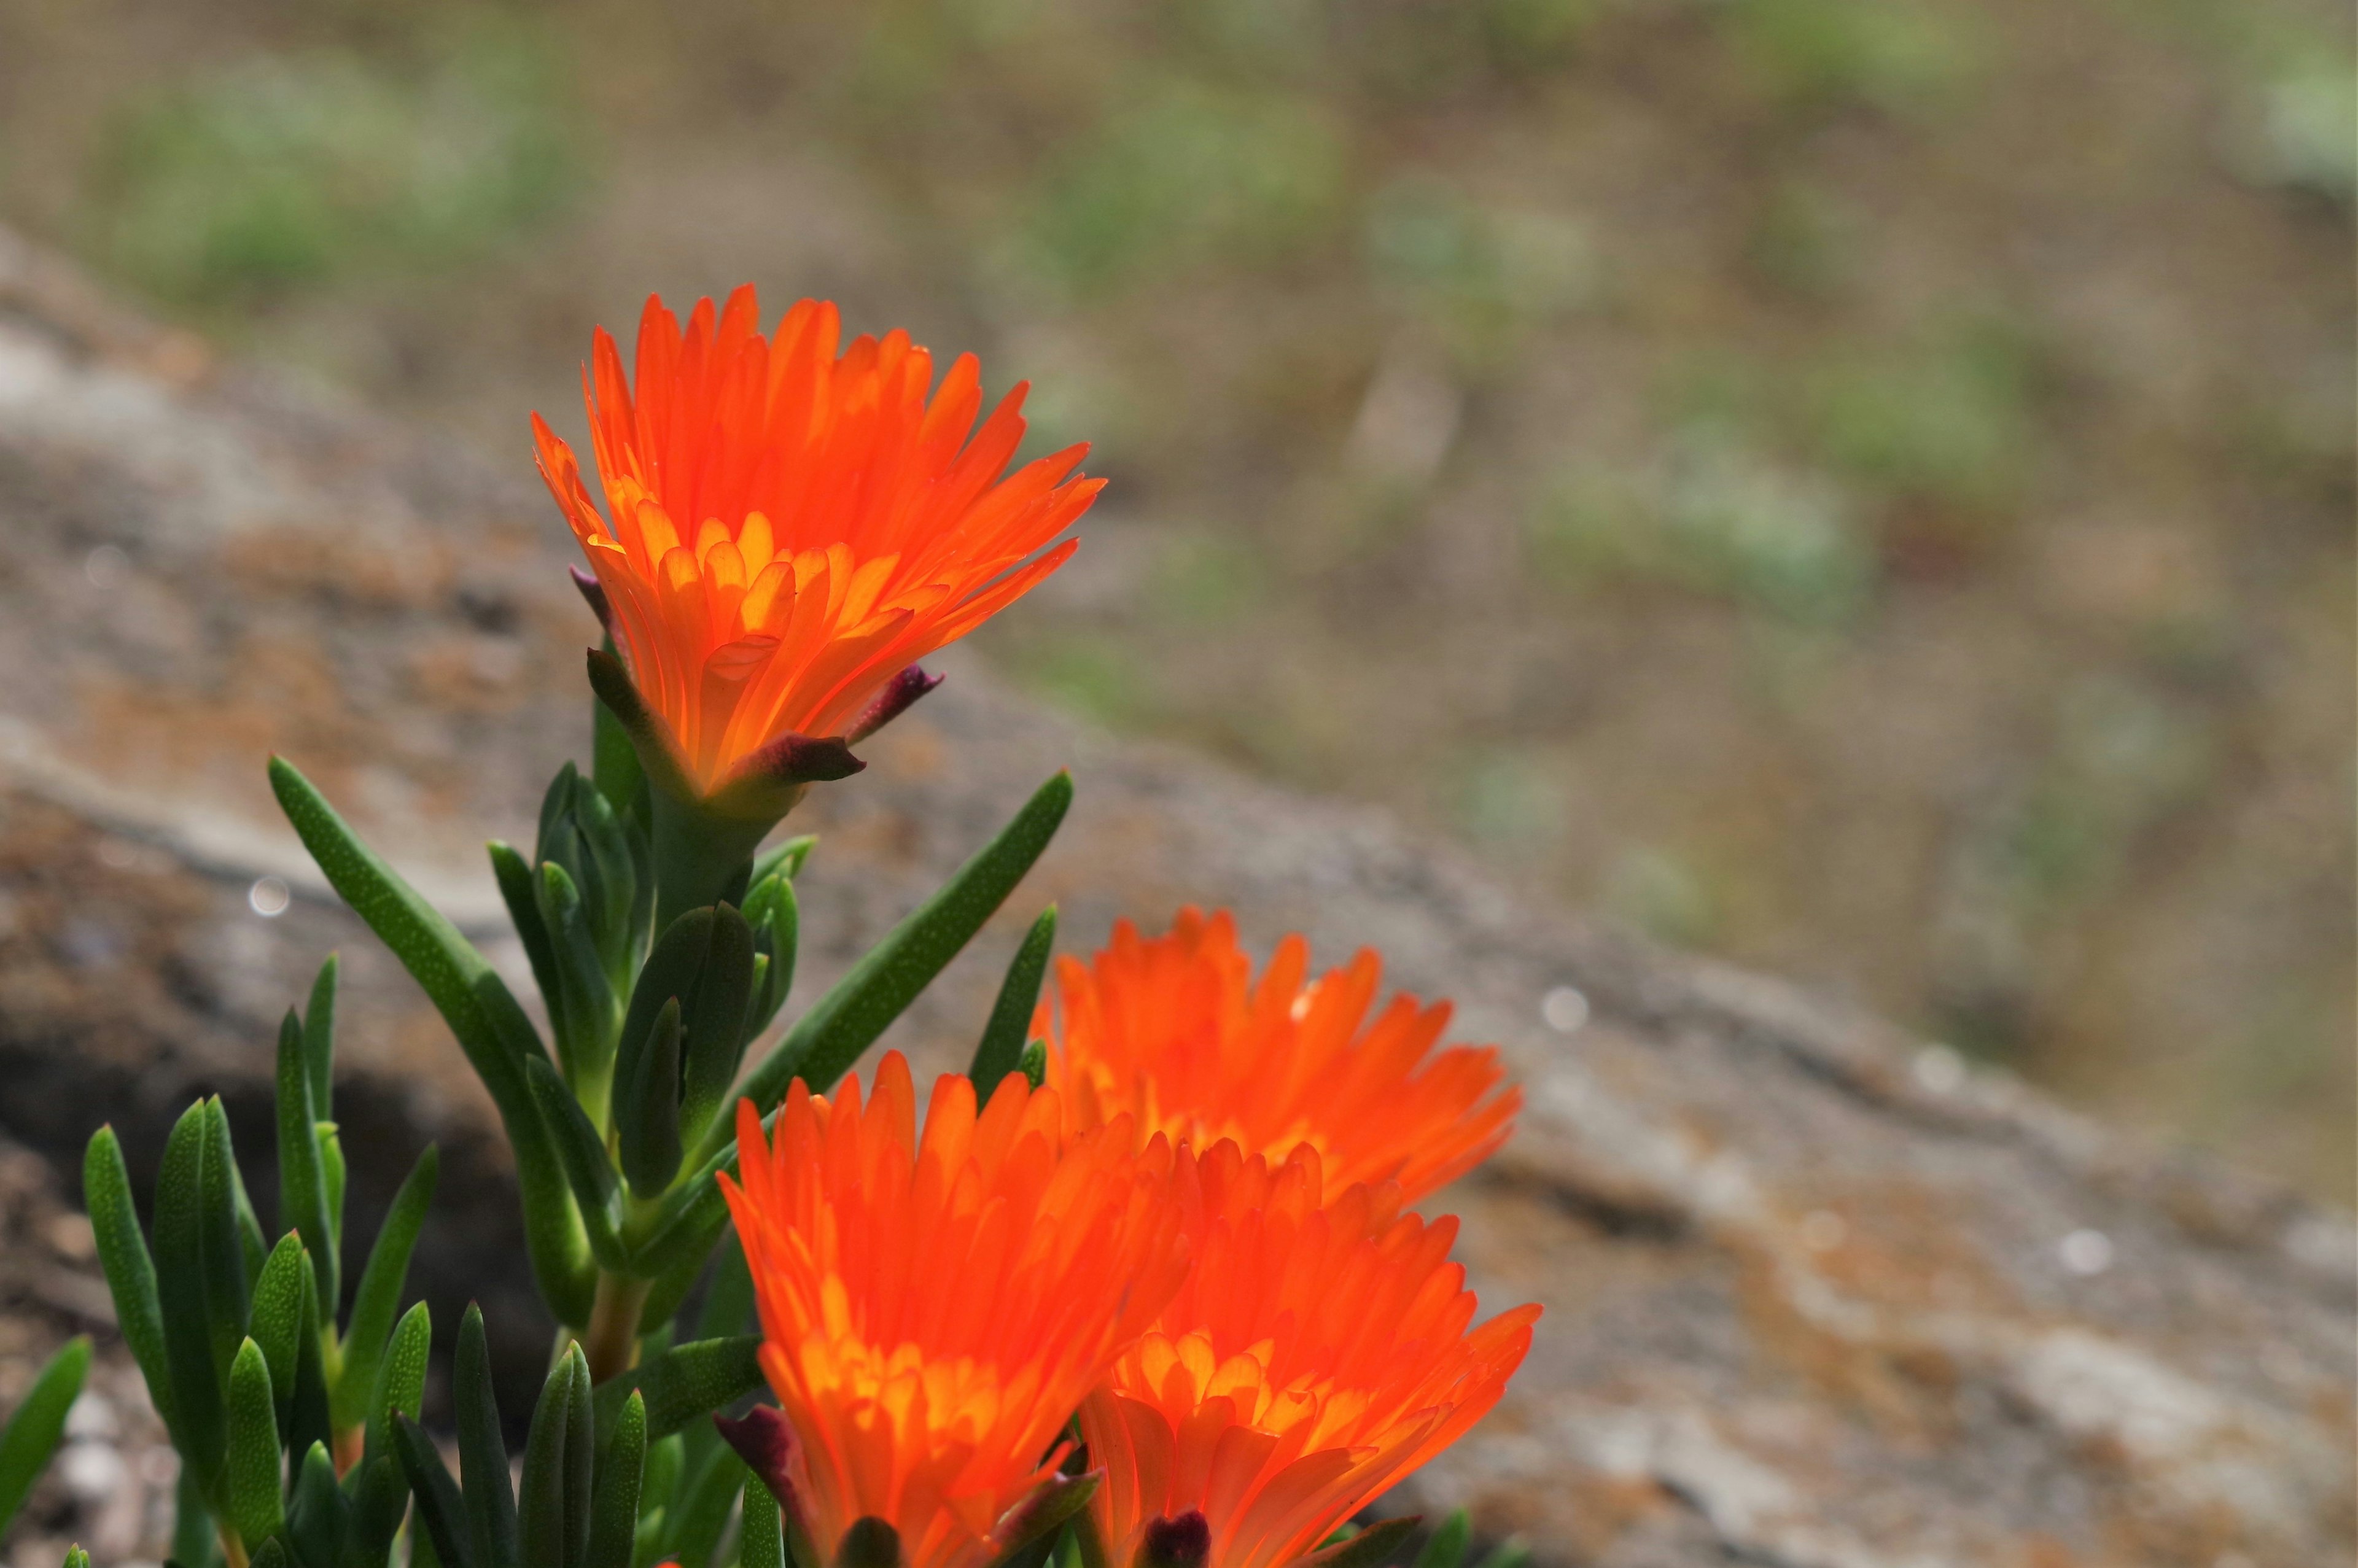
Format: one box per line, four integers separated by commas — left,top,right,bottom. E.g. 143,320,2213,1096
270,755,595,1327
247,1233,307,1439
301,955,339,1151
287,1442,344,1568
171,1465,220,1568
518,1348,590,1568
618,998,684,1197
741,870,800,1044
694,1233,757,1341
739,1472,786,1568
677,904,758,1156
525,1057,628,1270
593,1335,763,1444
152,1102,227,1491
287,1265,332,1475
666,1445,750,1568
396,1414,471,1568
346,1454,412,1559
454,1305,519,1568
718,769,1073,1162
585,1391,646,1568
200,1101,256,1375
82,1129,174,1442
359,1301,432,1475
275,1011,337,1312
494,839,572,1055
332,1144,438,1434
0,1336,88,1533
224,1339,284,1546
538,859,620,1082
971,905,1056,1093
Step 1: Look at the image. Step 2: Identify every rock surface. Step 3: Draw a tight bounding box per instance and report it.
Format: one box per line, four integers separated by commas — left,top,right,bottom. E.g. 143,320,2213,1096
0,231,2349,1568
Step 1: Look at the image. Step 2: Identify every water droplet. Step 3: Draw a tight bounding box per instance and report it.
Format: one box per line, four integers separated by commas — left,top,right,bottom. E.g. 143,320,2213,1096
2059,1228,2114,1276
249,876,291,917
1913,1044,1966,1095
84,544,129,589
1541,985,1590,1034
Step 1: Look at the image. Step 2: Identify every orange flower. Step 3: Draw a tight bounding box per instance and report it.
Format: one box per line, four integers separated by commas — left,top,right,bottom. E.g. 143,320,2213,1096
720,1053,1189,1568
1082,1143,1538,1568
535,287,1097,796
1041,909,1519,1202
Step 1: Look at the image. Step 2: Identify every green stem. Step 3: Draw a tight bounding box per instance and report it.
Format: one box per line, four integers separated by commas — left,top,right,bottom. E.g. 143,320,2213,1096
583,1269,653,1385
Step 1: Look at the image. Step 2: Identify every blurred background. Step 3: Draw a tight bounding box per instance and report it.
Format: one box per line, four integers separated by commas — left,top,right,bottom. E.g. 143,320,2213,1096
0,0,2348,1198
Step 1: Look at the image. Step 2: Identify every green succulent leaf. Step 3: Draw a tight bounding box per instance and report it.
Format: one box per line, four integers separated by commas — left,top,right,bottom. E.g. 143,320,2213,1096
740,870,801,1044
618,996,685,1198
695,1233,757,1341
585,1391,647,1568
739,1473,786,1568
677,903,758,1157
396,1413,472,1568
971,905,1057,1096
666,1444,750,1568
286,1442,345,1568
0,1335,90,1534
346,1453,413,1559
247,1233,308,1439
270,755,595,1327
524,1056,629,1269
200,1100,257,1376
454,1304,520,1568
332,1143,438,1434
518,1348,593,1568
275,1011,338,1312
83,1128,175,1442
301,954,339,1151
495,838,572,1058
722,770,1072,1162
591,1335,763,1445
153,1101,229,1491
358,1300,432,1478
224,1338,285,1545
287,1263,333,1472
539,858,621,1084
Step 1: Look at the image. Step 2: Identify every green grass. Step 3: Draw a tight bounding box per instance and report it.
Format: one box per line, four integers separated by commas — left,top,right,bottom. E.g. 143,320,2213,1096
88,27,583,308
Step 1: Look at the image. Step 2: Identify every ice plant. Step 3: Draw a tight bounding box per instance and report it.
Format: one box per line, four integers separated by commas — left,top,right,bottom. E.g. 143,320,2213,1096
1041,909,1519,1201
1081,1144,1539,1568
720,1052,1192,1568
536,287,1100,918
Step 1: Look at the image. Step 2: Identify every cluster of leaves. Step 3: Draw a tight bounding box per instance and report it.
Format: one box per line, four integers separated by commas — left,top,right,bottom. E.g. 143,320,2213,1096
79,958,437,1567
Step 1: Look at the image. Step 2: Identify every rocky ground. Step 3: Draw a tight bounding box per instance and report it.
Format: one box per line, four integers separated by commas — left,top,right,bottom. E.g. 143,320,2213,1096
0,233,2349,1567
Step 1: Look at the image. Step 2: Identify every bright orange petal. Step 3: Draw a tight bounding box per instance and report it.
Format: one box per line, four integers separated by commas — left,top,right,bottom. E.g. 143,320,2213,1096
535,290,1095,794
1081,1144,1538,1568
1043,910,1520,1203
722,1057,1189,1568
